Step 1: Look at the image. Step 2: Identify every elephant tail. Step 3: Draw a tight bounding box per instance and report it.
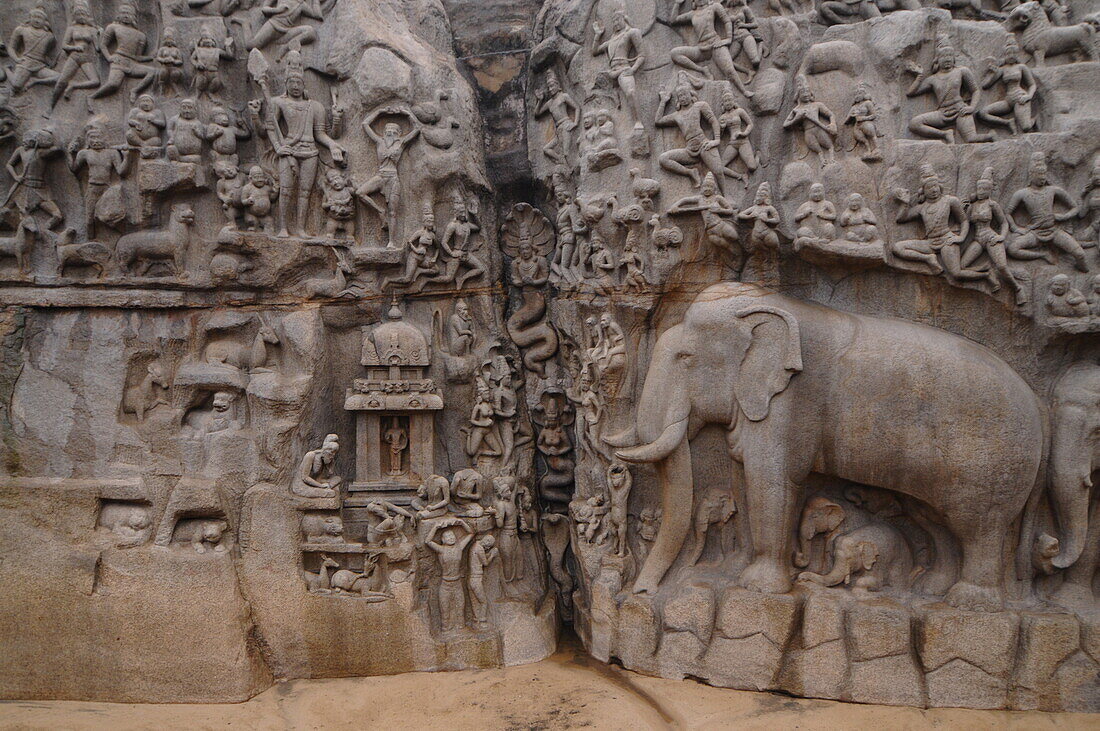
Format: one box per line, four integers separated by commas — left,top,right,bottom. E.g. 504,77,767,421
907,563,926,587
1016,403,1051,581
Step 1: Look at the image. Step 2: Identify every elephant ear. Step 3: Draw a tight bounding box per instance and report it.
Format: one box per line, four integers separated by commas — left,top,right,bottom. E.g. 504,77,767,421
857,541,879,572
733,306,803,422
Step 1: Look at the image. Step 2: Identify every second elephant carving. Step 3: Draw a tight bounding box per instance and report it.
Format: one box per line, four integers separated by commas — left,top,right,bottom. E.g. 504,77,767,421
606,282,1044,611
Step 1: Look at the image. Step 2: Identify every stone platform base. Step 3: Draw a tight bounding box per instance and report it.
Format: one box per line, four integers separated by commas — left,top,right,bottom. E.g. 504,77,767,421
577,582,1100,712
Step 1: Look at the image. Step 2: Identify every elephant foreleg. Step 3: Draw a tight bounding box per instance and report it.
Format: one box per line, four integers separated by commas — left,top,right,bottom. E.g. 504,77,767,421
739,452,798,594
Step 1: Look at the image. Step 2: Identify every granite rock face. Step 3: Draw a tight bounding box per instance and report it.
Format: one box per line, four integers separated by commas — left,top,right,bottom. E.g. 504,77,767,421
1,0,1100,711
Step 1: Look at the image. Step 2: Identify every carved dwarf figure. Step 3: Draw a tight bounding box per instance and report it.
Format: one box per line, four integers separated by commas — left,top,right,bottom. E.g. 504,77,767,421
51,0,101,107
205,107,251,168
357,108,419,247
7,5,59,94
92,3,158,102
126,94,167,159
190,27,234,98
271,70,345,237
214,162,245,230
290,434,342,498
240,166,277,233
905,42,994,144
794,183,838,247
154,27,186,97
167,98,206,164
783,77,838,168
839,193,880,244
1007,152,1089,271
320,168,356,241
1046,273,1089,319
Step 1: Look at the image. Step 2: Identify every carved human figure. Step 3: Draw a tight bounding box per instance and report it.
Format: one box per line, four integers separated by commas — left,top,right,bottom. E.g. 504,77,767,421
844,84,882,161
890,164,966,274
271,70,345,237
468,534,497,627
431,195,486,289
579,108,623,172
449,299,474,356
724,0,764,82
535,73,579,164
783,77,838,168
493,475,523,581
383,418,408,476
240,166,277,233
154,27,186,97
366,500,414,546
466,378,503,459
67,127,129,239
413,474,451,519
92,3,158,102
794,183,837,245
620,239,648,291
2,129,63,229
250,0,324,52
585,231,617,294
818,0,881,25
535,392,575,510
7,5,59,94
596,313,626,379
838,193,879,243
567,368,604,459
718,90,758,184
205,107,251,168
290,434,342,498
357,108,419,247
190,28,234,98
552,185,585,284
126,94,166,159
686,488,736,566
1081,159,1100,248
979,37,1037,135
426,519,474,633
1047,274,1089,319
606,461,632,557
966,167,1025,304
382,203,439,291
1007,152,1088,271
738,182,781,253
166,98,206,164
590,8,645,123
904,42,993,144
51,0,101,107
320,168,356,240
656,79,726,190
573,494,610,543
670,0,753,96
669,172,744,272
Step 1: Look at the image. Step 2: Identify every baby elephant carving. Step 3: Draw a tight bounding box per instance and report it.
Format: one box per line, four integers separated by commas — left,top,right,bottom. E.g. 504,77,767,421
795,496,919,593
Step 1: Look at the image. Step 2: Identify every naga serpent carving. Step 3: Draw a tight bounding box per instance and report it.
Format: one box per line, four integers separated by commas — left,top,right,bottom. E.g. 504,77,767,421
501,203,559,376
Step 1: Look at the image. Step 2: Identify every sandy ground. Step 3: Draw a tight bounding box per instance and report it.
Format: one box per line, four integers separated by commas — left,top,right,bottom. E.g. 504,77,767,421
2,636,1098,730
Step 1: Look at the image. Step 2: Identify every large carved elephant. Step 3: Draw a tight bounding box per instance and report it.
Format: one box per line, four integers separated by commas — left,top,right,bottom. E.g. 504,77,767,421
606,282,1045,610
1046,363,1100,608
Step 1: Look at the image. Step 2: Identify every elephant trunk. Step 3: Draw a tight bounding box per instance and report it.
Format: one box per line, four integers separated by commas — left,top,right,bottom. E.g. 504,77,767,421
793,527,814,569
631,437,694,594
1049,407,1093,570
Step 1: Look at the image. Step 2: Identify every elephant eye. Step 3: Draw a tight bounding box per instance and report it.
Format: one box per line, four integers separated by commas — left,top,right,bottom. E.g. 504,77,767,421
677,350,693,360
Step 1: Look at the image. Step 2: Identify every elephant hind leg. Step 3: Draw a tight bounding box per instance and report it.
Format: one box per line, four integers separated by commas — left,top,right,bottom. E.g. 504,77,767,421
944,523,1005,611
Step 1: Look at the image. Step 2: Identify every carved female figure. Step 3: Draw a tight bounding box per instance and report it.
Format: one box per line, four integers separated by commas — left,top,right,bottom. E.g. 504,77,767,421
979,37,1037,135
586,231,617,294
567,368,605,459
51,1,101,107
718,90,759,183
1079,158,1100,248
620,240,648,291
965,167,1025,303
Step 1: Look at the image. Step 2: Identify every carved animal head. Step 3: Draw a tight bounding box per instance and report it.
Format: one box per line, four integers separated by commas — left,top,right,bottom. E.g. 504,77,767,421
172,205,196,226
799,496,845,540
202,519,228,543
146,361,169,388
320,554,340,569
1007,1,1045,30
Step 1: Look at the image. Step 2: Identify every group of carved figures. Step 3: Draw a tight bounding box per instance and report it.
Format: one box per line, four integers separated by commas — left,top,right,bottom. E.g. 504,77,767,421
295,446,539,634
0,0,481,292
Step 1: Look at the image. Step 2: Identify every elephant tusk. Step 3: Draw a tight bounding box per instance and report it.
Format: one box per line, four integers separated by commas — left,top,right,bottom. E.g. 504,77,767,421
615,418,688,463
602,424,639,448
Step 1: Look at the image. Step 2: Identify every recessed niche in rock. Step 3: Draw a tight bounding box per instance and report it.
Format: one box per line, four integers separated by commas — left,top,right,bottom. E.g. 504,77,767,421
0,0,1099,714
